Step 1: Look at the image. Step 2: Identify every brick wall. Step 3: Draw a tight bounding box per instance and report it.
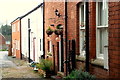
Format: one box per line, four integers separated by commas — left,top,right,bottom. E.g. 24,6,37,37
44,1,120,78
109,2,120,78
44,2,65,73
89,2,96,59
12,19,21,59
0,34,6,44
0,34,6,50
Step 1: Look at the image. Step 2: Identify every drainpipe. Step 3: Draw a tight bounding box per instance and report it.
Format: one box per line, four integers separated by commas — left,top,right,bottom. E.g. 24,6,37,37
43,1,45,59
28,18,31,63
64,0,68,76
85,2,89,72
20,18,22,59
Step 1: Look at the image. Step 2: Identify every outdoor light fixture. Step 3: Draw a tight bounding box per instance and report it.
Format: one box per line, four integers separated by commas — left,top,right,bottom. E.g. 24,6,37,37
55,9,61,17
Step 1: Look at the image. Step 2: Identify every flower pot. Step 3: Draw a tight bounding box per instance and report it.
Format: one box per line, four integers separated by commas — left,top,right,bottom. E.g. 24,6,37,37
45,71,51,78
54,29,63,35
46,30,53,35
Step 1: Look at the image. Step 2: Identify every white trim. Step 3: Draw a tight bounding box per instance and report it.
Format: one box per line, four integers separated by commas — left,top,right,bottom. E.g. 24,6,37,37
59,35,62,71
17,22,20,32
96,1,109,69
49,40,52,52
79,2,86,29
79,2,86,56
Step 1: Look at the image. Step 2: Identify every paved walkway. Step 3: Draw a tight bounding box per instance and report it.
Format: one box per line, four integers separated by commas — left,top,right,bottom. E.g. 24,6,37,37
0,51,41,79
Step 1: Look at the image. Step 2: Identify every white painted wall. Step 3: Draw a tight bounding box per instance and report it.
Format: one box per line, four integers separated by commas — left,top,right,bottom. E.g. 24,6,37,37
21,5,43,62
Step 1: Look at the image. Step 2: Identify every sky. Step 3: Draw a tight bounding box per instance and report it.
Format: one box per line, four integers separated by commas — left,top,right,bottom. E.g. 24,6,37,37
0,0,42,25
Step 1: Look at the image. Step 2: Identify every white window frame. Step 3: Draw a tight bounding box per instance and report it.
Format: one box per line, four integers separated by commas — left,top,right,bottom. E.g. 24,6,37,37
96,0,109,69
12,24,15,32
79,2,86,57
49,41,52,52
17,22,20,32
79,2,86,30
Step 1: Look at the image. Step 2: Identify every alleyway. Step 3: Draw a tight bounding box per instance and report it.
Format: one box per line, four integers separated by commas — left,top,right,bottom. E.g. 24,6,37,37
0,51,41,79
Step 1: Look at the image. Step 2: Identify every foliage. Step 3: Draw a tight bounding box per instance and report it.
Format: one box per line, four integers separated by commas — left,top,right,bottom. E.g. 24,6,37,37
65,69,96,80
47,27,53,31
0,24,12,41
56,24,63,29
0,49,8,51
46,27,53,35
36,59,53,72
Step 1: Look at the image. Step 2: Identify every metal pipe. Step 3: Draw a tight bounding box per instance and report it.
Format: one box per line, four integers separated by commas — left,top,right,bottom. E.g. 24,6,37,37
28,18,31,63
20,18,22,59
64,0,68,76
85,2,89,72
43,1,45,59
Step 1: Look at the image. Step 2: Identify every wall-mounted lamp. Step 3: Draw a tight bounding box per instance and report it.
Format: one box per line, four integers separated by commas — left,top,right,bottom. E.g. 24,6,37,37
55,9,61,17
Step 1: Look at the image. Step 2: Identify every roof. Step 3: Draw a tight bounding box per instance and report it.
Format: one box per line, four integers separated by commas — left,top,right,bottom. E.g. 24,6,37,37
11,3,43,24
11,17,21,24
20,3,43,19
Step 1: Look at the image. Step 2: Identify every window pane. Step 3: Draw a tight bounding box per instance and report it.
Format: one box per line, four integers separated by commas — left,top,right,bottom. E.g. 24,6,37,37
99,29,103,54
98,2,103,26
81,5,84,23
98,2,108,26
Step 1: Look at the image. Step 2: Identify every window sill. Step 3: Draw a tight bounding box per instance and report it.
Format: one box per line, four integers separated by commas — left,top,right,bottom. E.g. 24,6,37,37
76,55,85,62
90,59,104,67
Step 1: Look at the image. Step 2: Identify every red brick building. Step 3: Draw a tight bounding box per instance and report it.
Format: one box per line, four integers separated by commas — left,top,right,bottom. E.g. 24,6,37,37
44,1,120,78
11,18,21,59
0,33,6,50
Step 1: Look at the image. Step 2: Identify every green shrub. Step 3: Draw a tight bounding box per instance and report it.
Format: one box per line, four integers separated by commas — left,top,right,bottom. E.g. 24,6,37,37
36,59,53,72
47,27,53,31
65,69,95,80
0,49,7,51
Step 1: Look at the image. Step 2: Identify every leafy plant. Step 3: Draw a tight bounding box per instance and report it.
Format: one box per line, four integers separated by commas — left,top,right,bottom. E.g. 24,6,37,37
46,27,53,35
65,69,95,80
47,27,53,31
56,24,63,29
36,59,53,72
0,49,7,51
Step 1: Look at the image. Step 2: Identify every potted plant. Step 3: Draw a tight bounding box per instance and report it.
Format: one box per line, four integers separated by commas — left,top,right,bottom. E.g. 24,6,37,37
54,25,63,35
36,59,53,78
46,27,53,35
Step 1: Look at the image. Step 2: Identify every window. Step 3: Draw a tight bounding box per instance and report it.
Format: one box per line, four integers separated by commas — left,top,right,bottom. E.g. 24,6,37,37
96,0,108,69
79,2,86,57
17,22,20,32
12,24,15,32
97,1,108,27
